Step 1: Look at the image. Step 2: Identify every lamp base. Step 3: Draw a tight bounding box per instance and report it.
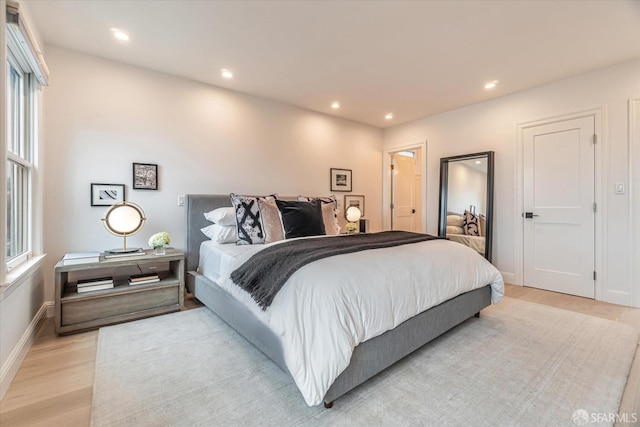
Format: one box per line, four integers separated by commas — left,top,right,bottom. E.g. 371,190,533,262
104,247,143,255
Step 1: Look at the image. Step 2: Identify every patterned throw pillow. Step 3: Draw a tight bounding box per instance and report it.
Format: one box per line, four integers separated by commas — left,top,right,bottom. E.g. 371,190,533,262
297,195,340,235
463,210,480,236
230,194,275,245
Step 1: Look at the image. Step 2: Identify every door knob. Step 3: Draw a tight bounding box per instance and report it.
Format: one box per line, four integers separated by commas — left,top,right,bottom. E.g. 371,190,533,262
411,209,416,214
523,212,539,219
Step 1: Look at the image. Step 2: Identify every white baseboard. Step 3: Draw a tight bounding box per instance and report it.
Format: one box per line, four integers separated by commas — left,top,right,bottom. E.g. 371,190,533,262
605,289,630,307
500,271,517,285
46,300,55,318
0,301,53,400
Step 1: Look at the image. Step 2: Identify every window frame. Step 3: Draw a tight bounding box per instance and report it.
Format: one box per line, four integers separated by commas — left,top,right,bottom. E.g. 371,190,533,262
5,49,35,272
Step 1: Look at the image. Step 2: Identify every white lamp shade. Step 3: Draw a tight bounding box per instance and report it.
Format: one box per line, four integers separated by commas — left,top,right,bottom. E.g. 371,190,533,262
109,206,141,233
102,202,145,236
346,206,362,223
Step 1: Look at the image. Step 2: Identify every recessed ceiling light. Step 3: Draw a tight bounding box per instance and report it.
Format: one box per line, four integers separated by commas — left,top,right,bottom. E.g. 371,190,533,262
484,80,498,89
475,160,482,164
385,113,393,120
331,101,340,109
221,69,233,79
110,28,129,41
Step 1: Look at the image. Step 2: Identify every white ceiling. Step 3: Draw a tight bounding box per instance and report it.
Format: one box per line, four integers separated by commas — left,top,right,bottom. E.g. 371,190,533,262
25,0,640,128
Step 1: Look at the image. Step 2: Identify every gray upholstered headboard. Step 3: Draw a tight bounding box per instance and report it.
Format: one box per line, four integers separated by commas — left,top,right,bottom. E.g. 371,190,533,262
184,194,234,273
185,194,305,274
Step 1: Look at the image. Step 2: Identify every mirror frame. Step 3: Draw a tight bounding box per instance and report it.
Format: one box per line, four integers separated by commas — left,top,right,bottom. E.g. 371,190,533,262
438,151,495,261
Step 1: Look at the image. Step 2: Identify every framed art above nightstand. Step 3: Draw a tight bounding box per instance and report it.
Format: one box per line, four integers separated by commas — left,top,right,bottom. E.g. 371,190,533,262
90,183,125,206
133,162,158,190
330,168,352,192
344,194,365,216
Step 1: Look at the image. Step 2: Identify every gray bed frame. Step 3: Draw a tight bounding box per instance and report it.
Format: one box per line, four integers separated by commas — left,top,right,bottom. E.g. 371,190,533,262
184,194,491,407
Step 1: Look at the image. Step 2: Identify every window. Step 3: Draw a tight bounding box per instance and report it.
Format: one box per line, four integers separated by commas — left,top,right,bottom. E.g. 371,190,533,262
396,150,416,158
5,54,34,270
4,3,48,275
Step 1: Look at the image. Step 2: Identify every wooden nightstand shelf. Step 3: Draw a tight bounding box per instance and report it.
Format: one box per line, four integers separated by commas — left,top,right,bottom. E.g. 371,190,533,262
54,248,184,335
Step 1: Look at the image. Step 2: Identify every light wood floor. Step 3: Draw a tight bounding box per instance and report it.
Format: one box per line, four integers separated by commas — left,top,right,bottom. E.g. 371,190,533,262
1,286,639,427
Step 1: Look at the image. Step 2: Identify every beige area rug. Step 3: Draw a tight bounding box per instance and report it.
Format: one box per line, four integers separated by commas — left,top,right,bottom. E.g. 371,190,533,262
90,297,639,427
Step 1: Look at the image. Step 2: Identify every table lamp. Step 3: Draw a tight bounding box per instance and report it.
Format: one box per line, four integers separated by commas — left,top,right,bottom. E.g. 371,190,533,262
101,201,146,254
345,206,362,234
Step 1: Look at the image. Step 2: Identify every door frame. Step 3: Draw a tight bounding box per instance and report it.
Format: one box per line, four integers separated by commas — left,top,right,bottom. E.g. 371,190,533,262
383,140,427,232
514,108,605,301
630,98,640,308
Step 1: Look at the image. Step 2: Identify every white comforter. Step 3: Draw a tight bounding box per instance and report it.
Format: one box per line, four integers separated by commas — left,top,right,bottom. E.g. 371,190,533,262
213,235,504,406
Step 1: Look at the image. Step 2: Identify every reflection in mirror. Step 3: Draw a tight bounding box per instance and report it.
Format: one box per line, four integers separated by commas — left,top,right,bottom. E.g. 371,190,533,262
438,151,494,261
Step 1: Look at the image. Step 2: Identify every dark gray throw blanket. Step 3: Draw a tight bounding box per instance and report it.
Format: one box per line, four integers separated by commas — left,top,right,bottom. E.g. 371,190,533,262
230,231,442,310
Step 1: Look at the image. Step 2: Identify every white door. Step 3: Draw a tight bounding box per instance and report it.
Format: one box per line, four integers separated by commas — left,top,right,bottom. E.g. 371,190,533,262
392,151,421,232
523,116,595,298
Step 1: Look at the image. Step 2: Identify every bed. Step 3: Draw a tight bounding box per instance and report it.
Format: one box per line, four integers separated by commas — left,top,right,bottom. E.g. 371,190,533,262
184,194,504,407
448,233,485,254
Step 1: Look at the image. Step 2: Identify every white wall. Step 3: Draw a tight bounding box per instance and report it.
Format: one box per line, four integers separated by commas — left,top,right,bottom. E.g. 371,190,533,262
383,59,640,307
42,45,383,302
448,162,486,216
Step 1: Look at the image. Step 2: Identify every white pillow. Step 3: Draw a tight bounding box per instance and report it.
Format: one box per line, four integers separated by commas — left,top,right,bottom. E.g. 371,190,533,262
478,214,486,237
204,207,236,226
446,214,464,227
446,225,464,235
201,224,236,244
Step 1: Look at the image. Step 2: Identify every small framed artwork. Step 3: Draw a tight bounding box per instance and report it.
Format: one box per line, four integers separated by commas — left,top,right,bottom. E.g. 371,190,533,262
344,195,365,216
133,163,158,190
330,168,352,192
91,183,125,207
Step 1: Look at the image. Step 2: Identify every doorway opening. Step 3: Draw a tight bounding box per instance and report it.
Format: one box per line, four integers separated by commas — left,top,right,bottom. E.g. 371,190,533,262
387,146,423,232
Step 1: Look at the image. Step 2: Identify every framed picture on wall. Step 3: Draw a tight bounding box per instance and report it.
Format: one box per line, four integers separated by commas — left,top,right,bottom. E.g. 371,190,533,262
344,195,365,216
133,163,158,190
90,183,125,206
330,168,352,192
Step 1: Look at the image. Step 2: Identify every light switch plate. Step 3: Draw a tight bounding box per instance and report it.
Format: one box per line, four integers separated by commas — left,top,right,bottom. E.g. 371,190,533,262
615,182,625,194
177,195,185,206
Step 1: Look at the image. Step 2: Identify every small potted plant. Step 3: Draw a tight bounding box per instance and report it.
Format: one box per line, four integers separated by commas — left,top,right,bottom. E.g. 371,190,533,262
149,231,170,255
345,222,358,234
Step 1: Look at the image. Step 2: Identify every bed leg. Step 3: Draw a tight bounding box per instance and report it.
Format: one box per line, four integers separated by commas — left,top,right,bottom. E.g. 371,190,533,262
324,401,333,409
474,312,480,318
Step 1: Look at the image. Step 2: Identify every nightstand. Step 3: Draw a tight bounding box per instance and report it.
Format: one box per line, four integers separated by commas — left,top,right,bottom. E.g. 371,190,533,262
54,248,184,334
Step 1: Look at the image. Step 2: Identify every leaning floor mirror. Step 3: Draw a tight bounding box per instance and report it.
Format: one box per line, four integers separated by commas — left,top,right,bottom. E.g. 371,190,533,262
438,151,494,261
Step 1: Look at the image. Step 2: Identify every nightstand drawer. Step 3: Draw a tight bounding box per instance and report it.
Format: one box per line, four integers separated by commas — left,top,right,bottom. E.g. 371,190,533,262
61,285,179,326
137,261,169,275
